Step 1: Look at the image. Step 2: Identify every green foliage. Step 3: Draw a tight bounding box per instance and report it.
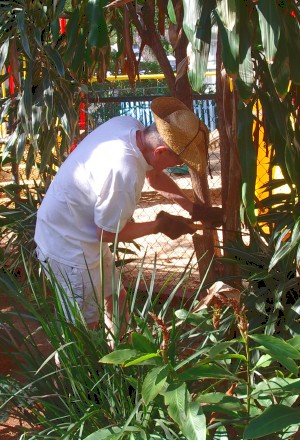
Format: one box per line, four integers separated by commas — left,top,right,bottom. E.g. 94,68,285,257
0,183,43,273
0,259,300,439
0,0,116,179
220,171,300,339
182,0,300,229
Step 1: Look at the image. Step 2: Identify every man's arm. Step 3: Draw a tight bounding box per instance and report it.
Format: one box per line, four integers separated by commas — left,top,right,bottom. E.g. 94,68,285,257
97,220,159,243
97,213,197,242
146,169,194,214
146,169,224,226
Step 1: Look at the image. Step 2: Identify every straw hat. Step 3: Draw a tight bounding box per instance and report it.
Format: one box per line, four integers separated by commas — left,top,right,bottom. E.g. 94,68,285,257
151,97,208,175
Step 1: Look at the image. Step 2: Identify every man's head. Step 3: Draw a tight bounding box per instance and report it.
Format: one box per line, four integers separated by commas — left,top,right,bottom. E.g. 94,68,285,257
150,97,208,175
141,123,183,171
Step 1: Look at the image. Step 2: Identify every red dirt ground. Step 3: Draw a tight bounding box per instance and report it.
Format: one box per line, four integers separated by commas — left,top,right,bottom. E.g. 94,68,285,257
0,294,52,439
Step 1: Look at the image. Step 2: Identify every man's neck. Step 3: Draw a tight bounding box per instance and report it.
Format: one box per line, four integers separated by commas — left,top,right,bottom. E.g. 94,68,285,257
136,130,152,165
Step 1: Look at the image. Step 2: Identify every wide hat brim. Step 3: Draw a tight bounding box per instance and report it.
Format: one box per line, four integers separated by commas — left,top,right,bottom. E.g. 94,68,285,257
151,97,208,175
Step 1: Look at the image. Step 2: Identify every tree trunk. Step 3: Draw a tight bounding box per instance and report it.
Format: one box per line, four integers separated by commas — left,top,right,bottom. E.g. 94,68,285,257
216,35,241,285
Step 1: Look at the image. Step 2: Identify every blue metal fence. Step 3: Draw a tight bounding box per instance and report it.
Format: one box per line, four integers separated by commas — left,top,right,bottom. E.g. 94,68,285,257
89,97,217,132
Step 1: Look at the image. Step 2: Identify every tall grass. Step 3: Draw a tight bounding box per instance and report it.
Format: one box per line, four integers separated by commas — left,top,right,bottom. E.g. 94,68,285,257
1,251,300,439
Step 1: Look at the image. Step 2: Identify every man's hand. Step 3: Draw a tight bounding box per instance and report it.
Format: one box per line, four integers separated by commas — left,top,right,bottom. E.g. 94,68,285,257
156,211,197,240
192,204,224,226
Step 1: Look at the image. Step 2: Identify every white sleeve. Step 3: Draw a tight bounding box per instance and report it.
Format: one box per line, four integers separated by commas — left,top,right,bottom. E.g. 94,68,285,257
94,190,136,233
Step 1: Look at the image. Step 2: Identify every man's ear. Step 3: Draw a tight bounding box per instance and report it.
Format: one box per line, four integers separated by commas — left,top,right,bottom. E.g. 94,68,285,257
154,145,169,157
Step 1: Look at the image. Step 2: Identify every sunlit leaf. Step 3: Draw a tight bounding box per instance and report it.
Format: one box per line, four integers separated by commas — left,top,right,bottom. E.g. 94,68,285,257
167,0,176,24
0,38,9,71
257,0,281,64
142,365,169,405
165,383,206,440
100,348,139,364
214,1,239,77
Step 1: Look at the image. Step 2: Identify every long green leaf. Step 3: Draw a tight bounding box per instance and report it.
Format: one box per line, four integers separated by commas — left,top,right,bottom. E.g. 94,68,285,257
131,332,157,353
214,0,239,77
142,365,169,405
44,45,65,76
285,134,300,195
167,0,176,24
251,377,300,398
235,2,253,101
257,0,281,64
250,334,300,359
269,219,300,271
186,0,215,91
269,31,290,98
187,44,209,92
16,10,32,59
100,349,139,364
63,7,80,65
87,0,109,48
244,404,300,439
165,383,206,440
179,363,237,381
182,0,202,50
237,101,257,225
0,38,9,71
285,7,300,84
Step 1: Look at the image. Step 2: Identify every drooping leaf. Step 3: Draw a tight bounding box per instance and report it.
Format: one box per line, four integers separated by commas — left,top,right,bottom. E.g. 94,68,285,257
285,7,300,85
269,31,290,98
235,2,254,101
39,129,56,173
237,101,257,225
87,0,109,48
70,32,86,75
44,45,65,77
285,134,300,195
16,10,32,59
63,7,80,65
15,133,27,163
187,44,209,92
256,0,281,64
43,69,53,127
214,1,239,77
0,38,9,71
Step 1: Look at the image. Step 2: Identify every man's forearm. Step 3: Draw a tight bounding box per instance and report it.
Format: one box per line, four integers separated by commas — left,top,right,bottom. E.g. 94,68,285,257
146,170,194,214
97,220,159,243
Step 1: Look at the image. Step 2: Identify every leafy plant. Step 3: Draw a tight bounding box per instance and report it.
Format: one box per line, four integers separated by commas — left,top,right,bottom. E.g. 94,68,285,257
1,254,299,439
0,183,43,275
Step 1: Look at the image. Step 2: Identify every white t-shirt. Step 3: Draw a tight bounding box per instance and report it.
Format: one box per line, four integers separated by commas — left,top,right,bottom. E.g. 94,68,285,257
34,116,151,268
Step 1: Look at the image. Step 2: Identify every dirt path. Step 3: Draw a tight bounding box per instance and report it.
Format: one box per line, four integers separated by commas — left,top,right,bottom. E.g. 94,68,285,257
0,295,52,439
